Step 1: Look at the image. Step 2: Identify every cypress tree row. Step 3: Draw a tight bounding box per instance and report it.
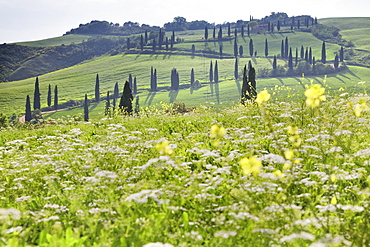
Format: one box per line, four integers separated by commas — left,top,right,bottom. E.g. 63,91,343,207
264,38,268,57
54,85,58,111
209,61,213,83
47,84,52,108
34,77,41,110
249,39,254,57
214,60,219,83
25,95,32,122
84,94,89,121
321,41,326,64
95,74,100,102
119,81,133,114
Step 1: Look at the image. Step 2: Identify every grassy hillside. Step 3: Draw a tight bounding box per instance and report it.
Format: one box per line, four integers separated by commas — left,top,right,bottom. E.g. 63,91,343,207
341,28,370,52
319,17,370,30
14,34,95,47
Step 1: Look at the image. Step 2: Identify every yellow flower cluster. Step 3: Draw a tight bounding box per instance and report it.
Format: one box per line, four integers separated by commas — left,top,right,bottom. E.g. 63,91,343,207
354,99,368,117
239,156,262,177
304,84,326,108
256,89,271,105
156,140,173,155
287,125,302,147
210,125,226,138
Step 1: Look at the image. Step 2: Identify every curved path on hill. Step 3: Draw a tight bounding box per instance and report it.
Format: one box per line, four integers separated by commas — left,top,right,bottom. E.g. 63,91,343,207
18,108,70,123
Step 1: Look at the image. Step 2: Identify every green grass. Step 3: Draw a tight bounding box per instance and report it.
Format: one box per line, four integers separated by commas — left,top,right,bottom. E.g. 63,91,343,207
14,34,95,47
341,28,370,52
319,17,370,30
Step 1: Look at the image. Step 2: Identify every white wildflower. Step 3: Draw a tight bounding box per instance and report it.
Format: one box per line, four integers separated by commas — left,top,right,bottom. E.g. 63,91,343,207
214,230,237,238
280,232,315,242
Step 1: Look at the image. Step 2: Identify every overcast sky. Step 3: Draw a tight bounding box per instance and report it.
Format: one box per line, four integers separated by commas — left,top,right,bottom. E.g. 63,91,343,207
1,0,369,43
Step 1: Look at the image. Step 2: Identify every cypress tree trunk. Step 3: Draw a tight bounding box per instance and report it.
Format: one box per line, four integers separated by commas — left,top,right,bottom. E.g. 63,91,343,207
34,77,41,110
25,95,32,122
84,94,89,121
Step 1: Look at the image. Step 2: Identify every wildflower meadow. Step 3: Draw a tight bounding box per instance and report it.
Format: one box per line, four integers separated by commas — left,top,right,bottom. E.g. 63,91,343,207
0,80,370,246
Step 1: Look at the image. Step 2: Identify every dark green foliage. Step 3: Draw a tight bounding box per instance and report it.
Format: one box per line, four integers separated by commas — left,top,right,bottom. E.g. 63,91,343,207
305,48,309,62
340,46,344,62
295,48,298,66
309,47,313,64
248,60,252,70
234,39,238,57
321,41,326,64
234,58,239,80
95,74,100,102
219,45,223,58
228,24,231,37
33,77,41,110
209,61,213,83
234,28,237,37
145,30,148,44
140,35,144,51
265,39,268,57
239,45,244,57
171,68,180,90
249,39,254,57
127,38,130,50
165,37,169,50
247,24,250,36
214,60,219,83
192,44,195,55
334,54,339,69
288,47,293,70
152,39,156,52
205,26,208,40
277,20,281,31
285,37,289,58
54,85,58,111
281,40,285,58
268,22,271,32
134,96,140,115
241,25,244,37
128,74,133,89
150,67,157,92
47,84,52,108
241,65,249,104
249,66,256,99
190,68,195,85
25,95,32,122
119,81,133,114
218,26,222,40
113,82,119,107
105,91,110,116
84,94,89,121
133,77,137,95
213,26,216,39
273,55,277,70
301,45,305,59
298,20,300,29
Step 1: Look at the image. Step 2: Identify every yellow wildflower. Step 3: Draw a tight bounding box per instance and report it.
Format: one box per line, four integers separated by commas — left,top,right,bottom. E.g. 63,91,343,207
156,140,173,155
331,196,337,205
330,174,337,183
256,89,271,105
287,125,298,135
239,157,262,177
304,84,326,108
283,162,292,170
284,150,294,160
210,125,226,138
273,170,284,179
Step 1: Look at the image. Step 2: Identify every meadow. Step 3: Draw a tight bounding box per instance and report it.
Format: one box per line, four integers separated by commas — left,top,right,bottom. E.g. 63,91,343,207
1,82,370,246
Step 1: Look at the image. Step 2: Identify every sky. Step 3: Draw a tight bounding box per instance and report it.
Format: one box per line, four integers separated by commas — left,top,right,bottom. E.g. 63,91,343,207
1,0,369,44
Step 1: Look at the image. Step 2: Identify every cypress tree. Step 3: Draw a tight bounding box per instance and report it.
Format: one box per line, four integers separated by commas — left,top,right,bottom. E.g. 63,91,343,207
165,37,169,50
34,77,41,110
213,26,216,39
152,39,156,52
249,39,254,57
219,45,223,58
228,23,231,37
113,82,119,107
25,95,32,122
154,69,157,91
192,44,195,55
170,36,174,50
281,40,285,58
171,31,175,47
264,38,268,57
321,41,326,64
249,66,256,99
271,23,274,32
47,84,52,108
241,25,244,37
273,55,277,70
248,60,252,70
305,47,309,62
84,94,89,121
277,20,281,31
268,22,271,32
334,54,339,69
144,30,148,44
128,74,133,89
134,96,140,115
119,81,133,114
241,65,250,104
140,35,144,51
218,26,222,40
209,61,213,83
205,26,208,40
234,58,239,80
285,37,289,58
295,48,298,66
288,47,293,70
234,38,238,57
127,38,131,50
190,68,195,85
214,60,219,83
300,45,304,59
133,77,137,95
340,46,344,62
234,28,237,37
239,45,243,57
298,20,300,29
247,24,250,36
95,74,100,102
309,47,313,64
105,91,110,116
150,66,154,91
54,85,58,111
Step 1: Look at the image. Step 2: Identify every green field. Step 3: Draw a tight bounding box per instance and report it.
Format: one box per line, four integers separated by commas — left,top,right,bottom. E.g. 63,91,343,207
319,17,370,31
341,28,370,52
14,34,95,47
